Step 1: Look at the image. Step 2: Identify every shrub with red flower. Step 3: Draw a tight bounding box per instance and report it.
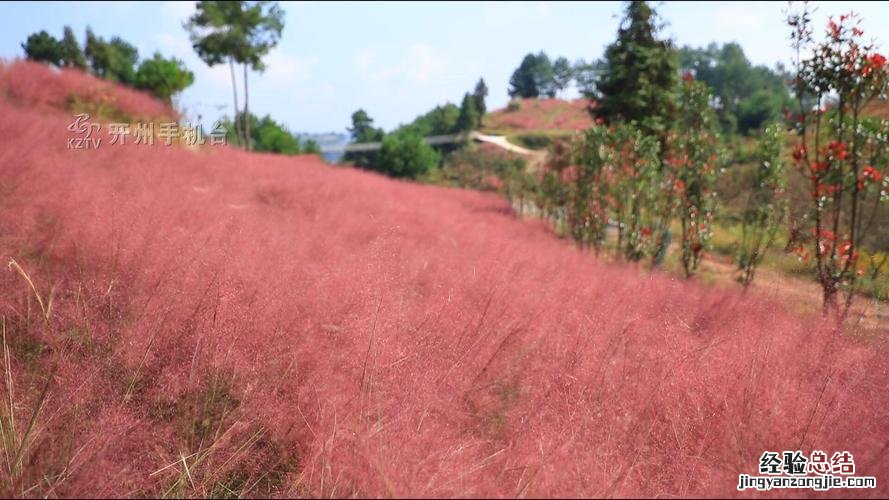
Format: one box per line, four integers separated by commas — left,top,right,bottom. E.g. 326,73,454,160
787,5,889,315
668,78,722,278
608,126,665,262
861,53,887,77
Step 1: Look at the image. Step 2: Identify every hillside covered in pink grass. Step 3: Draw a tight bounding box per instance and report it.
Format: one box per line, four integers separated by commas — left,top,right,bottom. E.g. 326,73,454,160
0,62,887,497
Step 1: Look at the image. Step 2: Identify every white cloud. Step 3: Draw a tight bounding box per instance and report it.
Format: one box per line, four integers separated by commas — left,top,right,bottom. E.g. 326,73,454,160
263,49,317,85
354,48,395,81
354,44,448,84
403,44,447,83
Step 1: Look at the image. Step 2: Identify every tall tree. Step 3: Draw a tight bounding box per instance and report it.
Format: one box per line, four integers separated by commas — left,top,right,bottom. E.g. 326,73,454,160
21,31,63,66
186,1,247,146
84,28,101,73
508,53,540,98
84,28,138,84
345,109,384,168
186,1,284,150
594,0,678,137
234,1,285,151
552,56,573,97
60,26,87,69
573,58,601,99
472,78,488,126
456,92,480,132
508,52,556,99
347,109,384,143
535,52,557,98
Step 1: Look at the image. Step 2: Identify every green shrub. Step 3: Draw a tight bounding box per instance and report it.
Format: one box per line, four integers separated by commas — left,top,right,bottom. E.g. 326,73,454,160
376,130,440,179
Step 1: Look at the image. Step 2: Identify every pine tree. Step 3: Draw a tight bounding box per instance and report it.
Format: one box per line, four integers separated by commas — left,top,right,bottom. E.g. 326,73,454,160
60,26,87,70
552,56,573,97
345,109,384,168
508,54,540,98
508,52,555,98
472,78,488,126
456,92,479,132
594,1,678,137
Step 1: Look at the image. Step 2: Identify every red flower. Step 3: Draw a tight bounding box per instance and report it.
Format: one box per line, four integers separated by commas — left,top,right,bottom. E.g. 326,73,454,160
811,161,829,174
792,144,807,161
860,165,884,184
862,53,887,77
813,229,836,241
641,226,652,237
682,71,694,82
828,141,848,160
828,18,841,40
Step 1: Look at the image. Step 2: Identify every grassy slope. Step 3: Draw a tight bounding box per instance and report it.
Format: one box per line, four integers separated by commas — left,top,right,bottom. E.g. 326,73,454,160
1,63,888,497
482,98,594,149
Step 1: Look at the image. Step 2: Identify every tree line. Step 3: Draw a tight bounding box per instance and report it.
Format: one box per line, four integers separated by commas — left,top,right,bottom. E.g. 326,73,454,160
343,78,489,178
507,43,794,136
22,27,194,104
20,1,321,156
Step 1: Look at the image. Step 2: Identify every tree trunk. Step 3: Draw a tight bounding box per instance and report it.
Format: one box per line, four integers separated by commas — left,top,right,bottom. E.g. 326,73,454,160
229,58,242,147
243,64,251,151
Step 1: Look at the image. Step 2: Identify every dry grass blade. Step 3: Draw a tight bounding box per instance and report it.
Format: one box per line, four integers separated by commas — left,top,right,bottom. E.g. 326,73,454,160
7,259,51,322
10,365,54,479
0,318,14,478
0,316,55,488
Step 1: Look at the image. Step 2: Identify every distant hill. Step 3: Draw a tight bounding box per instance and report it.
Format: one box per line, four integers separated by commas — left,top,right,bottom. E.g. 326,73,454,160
483,98,595,132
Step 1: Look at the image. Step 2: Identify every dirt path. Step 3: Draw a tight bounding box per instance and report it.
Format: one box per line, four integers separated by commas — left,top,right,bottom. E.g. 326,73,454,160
698,253,888,336
471,132,548,171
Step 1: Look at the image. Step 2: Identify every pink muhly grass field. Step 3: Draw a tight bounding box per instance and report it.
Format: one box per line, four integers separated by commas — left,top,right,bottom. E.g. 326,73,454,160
487,98,594,131
0,70,887,497
0,59,175,120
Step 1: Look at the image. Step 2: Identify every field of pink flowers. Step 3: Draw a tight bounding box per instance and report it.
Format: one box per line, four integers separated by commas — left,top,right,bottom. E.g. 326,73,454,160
0,64,887,497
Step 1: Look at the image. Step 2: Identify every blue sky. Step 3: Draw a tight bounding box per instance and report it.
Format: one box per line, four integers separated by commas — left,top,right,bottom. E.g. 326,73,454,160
2,1,889,134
